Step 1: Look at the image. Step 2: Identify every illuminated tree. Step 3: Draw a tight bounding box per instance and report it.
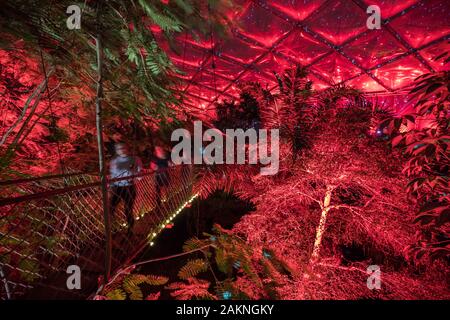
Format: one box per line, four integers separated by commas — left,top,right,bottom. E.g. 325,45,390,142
193,68,449,299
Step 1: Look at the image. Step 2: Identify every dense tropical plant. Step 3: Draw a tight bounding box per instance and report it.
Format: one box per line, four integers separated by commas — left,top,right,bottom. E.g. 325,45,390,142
215,85,261,131
101,273,169,300
191,67,449,299
0,0,232,176
98,225,295,300
383,52,449,262
249,65,315,159
0,0,234,297
94,64,450,300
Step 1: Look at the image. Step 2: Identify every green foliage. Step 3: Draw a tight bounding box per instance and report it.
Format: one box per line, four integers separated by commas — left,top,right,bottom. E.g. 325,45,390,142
103,273,168,300
0,0,231,114
0,201,68,287
106,288,127,300
182,237,207,252
122,274,168,300
0,0,232,173
138,0,184,32
144,274,170,286
178,259,208,280
99,223,294,300
166,224,294,300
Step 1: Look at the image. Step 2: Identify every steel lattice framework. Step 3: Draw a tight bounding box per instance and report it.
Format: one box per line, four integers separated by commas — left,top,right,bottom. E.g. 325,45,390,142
156,0,449,112
0,167,196,299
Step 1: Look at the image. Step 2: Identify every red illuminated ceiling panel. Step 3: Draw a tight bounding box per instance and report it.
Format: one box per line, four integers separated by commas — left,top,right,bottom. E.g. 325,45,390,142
373,55,430,90
255,52,290,77
236,1,292,47
162,0,450,107
361,0,420,19
267,0,326,21
307,73,331,90
345,74,386,92
389,0,450,49
307,0,368,45
218,37,265,64
185,85,219,104
312,52,361,84
221,84,240,99
277,30,330,65
205,58,244,80
420,41,450,72
191,71,229,92
172,42,206,68
237,71,274,88
172,62,198,80
342,29,407,70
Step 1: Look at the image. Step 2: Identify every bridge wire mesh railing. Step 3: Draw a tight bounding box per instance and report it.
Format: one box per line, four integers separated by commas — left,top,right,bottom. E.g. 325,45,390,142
0,165,194,299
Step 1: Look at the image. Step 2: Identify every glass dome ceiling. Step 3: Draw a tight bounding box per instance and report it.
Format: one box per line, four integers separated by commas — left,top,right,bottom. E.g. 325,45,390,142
156,0,449,111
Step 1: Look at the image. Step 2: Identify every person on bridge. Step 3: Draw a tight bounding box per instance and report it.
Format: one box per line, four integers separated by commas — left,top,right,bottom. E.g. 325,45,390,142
109,142,142,234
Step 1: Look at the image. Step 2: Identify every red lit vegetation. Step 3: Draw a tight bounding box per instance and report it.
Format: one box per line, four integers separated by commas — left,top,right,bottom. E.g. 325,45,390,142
99,65,449,300
0,1,448,300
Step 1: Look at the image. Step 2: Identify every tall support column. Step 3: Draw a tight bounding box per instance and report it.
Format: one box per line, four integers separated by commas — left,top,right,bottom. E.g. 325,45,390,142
95,29,112,282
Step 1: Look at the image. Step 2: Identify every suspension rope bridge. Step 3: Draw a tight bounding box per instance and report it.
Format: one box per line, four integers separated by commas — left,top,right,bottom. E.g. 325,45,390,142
0,165,196,299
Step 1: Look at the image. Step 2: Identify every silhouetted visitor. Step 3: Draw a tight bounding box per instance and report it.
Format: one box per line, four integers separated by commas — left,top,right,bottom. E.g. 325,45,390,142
109,142,142,234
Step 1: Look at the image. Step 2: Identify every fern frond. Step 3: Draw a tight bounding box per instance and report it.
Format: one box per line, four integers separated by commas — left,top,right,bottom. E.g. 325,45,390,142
118,274,168,300
123,275,145,300
106,288,127,300
182,237,208,252
126,45,139,65
166,278,217,300
178,259,208,280
138,0,184,32
144,274,169,286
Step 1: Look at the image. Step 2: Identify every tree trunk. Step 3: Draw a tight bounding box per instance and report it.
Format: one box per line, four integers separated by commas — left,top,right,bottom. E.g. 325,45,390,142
0,69,56,171
95,32,112,282
310,185,333,263
0,73,51,147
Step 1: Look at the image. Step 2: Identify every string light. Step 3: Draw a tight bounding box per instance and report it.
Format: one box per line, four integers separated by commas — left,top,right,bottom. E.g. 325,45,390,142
146,193,199,246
